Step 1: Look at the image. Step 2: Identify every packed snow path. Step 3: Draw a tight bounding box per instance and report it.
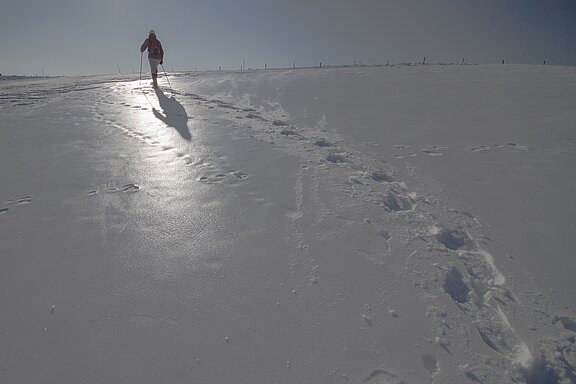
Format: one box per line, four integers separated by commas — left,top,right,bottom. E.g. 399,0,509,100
1,65,575,383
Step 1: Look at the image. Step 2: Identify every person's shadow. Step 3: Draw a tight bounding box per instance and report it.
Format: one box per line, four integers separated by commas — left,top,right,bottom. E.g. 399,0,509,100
152,88,191,141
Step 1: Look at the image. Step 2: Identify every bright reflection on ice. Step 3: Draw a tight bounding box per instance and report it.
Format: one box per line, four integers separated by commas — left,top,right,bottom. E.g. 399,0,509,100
115,80,191,143
103,80,215,283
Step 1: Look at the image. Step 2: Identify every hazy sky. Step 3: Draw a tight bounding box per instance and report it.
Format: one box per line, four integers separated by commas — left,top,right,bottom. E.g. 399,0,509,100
1,0,575,75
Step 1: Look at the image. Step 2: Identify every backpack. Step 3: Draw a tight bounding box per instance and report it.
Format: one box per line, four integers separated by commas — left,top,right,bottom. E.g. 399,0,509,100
149,38,160,55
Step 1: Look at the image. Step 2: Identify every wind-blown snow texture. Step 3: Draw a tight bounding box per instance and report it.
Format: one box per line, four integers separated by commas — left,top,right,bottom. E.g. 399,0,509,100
1,65,575,384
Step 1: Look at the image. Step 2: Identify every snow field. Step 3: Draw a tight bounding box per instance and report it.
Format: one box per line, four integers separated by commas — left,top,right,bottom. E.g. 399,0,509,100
1,65,576,383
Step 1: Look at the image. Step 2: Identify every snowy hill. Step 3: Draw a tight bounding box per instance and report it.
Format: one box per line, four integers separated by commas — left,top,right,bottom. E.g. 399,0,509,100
1,65,575,383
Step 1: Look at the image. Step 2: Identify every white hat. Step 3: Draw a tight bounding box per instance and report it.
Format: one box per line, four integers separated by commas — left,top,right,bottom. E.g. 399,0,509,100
149,29,156,36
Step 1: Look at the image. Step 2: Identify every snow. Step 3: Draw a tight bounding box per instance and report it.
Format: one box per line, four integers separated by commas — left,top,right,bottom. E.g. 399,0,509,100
1,64,576,383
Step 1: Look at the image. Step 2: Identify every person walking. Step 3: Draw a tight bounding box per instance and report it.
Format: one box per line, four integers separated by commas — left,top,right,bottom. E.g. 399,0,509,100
140,29,164,88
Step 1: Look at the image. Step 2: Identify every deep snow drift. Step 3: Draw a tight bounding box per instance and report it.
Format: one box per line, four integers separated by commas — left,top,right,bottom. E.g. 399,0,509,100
1,65,575,383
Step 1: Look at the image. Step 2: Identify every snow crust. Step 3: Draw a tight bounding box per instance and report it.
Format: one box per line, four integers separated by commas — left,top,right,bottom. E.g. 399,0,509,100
1,65,575,383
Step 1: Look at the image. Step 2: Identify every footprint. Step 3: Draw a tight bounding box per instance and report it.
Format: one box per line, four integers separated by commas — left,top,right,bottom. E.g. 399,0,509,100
468,145,491,152
246,113,265,121
422,145,447,156
182,155,194,166
121,183,141,193
370,170,394,183
553,315,576,333
0,195,32,213
17,196,32,205
507,143,529,152
314,138,333,147
433,227,473,251
198,174,227,184
382,192,412,212
378,229,391,241
435,228,532,366
422,150,443,157
475,308,531,366
280,128,302,138
443,267,470,304
363,369,404,384
104,184,141,194
464,371,483,383
326,153,349,164
231,170,249,180
421,353,439,376
520,355,563,384
272,119,289,127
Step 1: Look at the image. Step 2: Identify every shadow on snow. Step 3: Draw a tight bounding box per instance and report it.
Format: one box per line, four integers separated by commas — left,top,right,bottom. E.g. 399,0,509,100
152,88,191,141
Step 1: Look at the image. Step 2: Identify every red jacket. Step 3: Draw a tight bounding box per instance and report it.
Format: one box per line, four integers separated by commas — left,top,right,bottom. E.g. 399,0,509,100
140,37,164,61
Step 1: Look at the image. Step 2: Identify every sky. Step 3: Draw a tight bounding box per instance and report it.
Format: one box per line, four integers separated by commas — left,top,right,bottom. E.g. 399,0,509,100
0,0,575,76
